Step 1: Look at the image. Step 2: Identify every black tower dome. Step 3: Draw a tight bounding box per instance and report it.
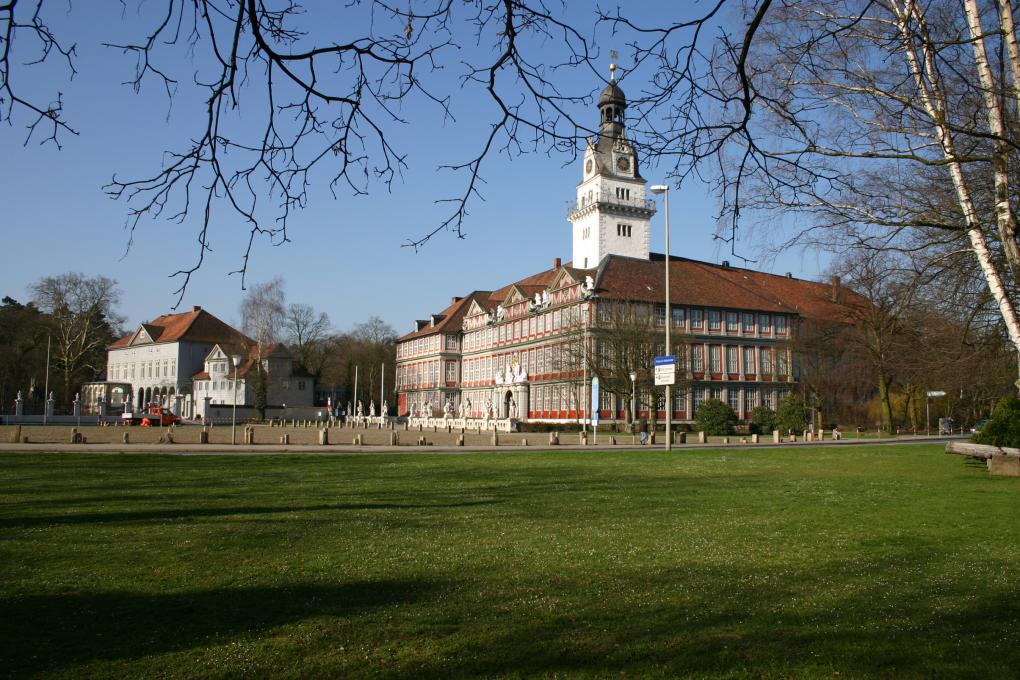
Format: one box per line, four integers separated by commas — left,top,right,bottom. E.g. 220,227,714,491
598,79,626,136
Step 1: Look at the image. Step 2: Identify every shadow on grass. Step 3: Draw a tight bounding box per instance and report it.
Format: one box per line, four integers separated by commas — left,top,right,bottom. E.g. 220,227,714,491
0,579,439,676
0,499,500,529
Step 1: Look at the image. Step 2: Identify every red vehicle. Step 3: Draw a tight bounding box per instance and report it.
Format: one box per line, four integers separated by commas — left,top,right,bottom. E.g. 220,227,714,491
122,404,180,427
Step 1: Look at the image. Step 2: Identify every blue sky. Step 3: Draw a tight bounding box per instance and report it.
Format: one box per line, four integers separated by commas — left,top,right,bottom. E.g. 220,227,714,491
1,2,828,336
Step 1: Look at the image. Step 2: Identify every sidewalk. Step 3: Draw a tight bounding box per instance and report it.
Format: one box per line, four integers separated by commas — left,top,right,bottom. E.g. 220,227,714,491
0,434,965,456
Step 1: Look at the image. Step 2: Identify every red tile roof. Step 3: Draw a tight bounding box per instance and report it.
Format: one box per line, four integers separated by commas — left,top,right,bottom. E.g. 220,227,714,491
110,307,253,349
397,255,860,344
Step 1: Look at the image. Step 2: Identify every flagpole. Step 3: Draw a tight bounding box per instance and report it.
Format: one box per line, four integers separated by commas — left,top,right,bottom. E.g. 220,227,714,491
380,362,385,417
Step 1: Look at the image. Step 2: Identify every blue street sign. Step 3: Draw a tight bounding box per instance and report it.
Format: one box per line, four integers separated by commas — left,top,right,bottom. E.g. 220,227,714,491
591,376,600,425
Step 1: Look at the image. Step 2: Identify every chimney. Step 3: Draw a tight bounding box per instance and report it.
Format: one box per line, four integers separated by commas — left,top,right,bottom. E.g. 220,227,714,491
785,272,793,279
554,257,561,268
722,260,730,268
830,275,843,303
192,305,202,312
451,296,462,305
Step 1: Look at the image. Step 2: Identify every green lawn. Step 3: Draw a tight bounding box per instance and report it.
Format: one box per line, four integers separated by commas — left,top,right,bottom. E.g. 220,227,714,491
1,446,1017,678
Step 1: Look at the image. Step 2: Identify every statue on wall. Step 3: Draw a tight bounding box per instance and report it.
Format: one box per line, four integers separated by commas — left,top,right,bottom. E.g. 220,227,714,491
356,401,364,417
582,274,595,296
464,398,472,418
457,399,466,419
444,398,453,418
369,400,376,417
484,398,493,419
382,400,388,416
509,397,518,419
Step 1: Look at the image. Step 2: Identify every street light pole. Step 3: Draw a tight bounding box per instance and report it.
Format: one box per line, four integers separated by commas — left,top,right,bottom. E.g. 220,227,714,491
231,354,242,445
650,184,671,451
630,370,637,433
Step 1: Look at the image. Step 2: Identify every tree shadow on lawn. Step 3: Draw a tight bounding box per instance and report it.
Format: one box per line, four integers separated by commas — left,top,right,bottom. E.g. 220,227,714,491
0,579,441,676
0,499,501,529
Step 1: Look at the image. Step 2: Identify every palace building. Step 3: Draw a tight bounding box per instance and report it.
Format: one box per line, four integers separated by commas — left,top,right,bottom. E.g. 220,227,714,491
395,73,851,425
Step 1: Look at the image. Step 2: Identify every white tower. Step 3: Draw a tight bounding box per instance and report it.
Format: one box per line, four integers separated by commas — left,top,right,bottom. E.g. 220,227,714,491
568,67,655,269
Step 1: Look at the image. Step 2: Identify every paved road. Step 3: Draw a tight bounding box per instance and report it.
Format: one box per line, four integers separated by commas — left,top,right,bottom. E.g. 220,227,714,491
0,435,967,457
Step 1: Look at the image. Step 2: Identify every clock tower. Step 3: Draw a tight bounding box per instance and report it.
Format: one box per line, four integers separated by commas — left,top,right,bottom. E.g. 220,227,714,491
568,67,655,269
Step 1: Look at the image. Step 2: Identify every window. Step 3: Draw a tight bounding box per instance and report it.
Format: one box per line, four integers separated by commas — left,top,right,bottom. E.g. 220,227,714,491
710,387,722,401
743,346,755,374
726,346,738,373
760,347,773,374
582,227,591,239
616,223,632,237
744,387,757,415
728,389,740,413
775,315,788,334
708,310,721,331
726,312,738,332
298,381,306,391
763,389,775,409
691,345,704,372
671,307,684,327
690,309,703,329
776,350,789,375
758,314,771,333
692,388,704,416
742,313,754,333
615,187,631,200
445,362,457,382
447,335,458,350
655,304,666,326
709,345,721,373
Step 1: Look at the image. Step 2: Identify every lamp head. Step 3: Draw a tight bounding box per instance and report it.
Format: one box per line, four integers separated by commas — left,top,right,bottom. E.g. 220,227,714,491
629,371,638,382
649,185,668,195
231,354,242,367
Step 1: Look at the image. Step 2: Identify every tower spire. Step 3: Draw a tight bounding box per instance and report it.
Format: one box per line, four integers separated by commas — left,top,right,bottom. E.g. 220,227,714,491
609,50,618,82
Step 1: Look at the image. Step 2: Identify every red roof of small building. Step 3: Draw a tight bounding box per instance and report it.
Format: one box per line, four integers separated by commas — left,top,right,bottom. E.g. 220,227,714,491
110,306,253,349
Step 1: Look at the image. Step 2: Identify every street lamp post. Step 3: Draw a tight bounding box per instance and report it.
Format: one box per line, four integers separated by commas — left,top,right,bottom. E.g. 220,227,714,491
630,370,638,433
231,354,242,445
650,184,671,451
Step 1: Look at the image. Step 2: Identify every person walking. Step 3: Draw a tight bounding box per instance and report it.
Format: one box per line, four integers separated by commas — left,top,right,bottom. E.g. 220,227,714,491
639,418,649,445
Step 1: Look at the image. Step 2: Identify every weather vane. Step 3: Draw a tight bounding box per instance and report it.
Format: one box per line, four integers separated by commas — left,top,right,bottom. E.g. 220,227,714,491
609,50,619,81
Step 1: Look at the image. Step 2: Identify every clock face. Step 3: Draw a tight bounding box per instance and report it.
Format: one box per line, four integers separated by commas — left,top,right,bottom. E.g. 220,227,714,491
616,156,630,172
585,159,593,174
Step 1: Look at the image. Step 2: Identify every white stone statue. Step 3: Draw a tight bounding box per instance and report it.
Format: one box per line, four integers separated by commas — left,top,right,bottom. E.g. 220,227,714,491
422,399,431,417
509,397,518,419
16,390,22,401
356,401,364,417
496,305,505,321
584,274,595,292
369,400,376,417
533,292,542,307
484,398,493,419
382,400,388,416
465,398,472,418
347,402,353,417
541,290,550,306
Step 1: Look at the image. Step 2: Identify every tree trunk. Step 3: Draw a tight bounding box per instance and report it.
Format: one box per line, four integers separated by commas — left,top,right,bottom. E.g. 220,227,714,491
893,1,1020,359
877,370,894,434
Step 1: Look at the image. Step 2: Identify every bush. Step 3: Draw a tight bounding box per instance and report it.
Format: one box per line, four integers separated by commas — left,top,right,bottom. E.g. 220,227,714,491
973,396,1020,448
694,399,737,435
775,393,807,435
749,405,777,435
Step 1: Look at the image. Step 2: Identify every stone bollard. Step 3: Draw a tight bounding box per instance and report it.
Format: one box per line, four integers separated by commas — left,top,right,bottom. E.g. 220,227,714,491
740,437,747,444
698,431,706,444
722,437,730,445
70,428,79,444
122,432,130,444
806,431,814,442
246,427,255,445
491,431,499,446
521,438,528,446
609,435,617,445
457,434,464,447
649,432,656,445
390,432,399,445
318,428,329,445
280,434,290,445
417,436,427,446
789,434,797,442
10,425,21,444
819,429,825,441
549,431,559,446
579,431,588,446
752,434,760,444
773,430,781,444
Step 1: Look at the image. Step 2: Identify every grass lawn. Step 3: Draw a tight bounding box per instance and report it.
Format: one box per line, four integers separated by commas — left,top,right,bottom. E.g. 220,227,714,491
0,446,1017,679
